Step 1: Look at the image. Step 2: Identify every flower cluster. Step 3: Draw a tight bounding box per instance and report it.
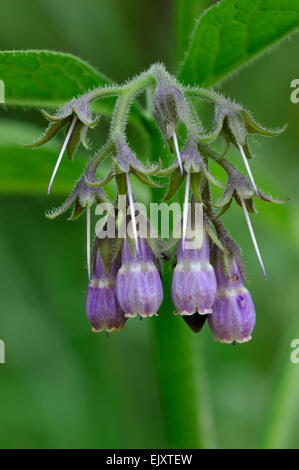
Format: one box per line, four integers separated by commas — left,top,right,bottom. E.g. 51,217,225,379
86,236,163,333
25,64,286,342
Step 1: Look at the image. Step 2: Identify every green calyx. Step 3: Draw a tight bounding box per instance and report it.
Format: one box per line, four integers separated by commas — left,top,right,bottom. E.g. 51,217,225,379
23,96,100,161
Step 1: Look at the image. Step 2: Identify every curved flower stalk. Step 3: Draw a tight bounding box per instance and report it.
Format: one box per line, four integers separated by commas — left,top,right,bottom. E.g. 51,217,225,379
23,63,287,339
208,248,256,344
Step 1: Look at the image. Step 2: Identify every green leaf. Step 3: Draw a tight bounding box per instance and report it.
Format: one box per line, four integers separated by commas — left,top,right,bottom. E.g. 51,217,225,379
179,0,299,86
0,119,152,202
0,50,148,149
175,0,211,66
0,50,112,113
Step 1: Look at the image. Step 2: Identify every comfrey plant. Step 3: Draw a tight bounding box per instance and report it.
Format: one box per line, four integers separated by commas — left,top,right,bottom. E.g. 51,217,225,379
25,63,286,343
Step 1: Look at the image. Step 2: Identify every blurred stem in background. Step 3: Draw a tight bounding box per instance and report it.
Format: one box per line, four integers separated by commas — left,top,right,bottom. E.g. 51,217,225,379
260,311,299,449
151,263,216,449
151,269,202,448
148,0,216,450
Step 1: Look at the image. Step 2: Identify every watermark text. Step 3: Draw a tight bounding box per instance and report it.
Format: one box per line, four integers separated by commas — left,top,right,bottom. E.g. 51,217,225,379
290,339,299,364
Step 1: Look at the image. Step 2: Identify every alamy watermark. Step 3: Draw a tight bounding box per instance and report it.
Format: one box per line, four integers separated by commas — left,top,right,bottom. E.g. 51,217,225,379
290,79,299,103
290,339,299,364
94,196,203,250
0,339,5,364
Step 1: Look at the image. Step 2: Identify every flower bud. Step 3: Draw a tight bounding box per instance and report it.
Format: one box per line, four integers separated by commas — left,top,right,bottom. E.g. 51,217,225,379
171,233,217,316
208,257,256,344
86,249,126,333
153,83,186,142
116,238,163,317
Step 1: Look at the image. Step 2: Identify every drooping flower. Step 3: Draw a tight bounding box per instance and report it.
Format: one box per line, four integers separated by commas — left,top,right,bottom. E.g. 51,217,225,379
202,99,283,199
171,232,217,316
22,62,286,343
208,253,256,344
116,238,163,318
86,244,126,333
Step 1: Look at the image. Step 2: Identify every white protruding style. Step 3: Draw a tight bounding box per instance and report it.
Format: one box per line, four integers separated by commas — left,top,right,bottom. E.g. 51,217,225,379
172,131,183,174
126,172,139,254
240,198,267,279
182,171,190,251
238,143,260,198
86,204,91,282
47,115,77,194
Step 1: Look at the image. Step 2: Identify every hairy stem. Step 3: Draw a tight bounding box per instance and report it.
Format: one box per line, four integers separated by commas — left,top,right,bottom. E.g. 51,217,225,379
184,86,224,105
150,172,212,448
86,86,123,102
87,140,115,174
110,72,155,141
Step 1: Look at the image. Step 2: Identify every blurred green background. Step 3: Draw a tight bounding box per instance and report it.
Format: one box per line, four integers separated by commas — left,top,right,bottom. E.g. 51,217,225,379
0,0,299,449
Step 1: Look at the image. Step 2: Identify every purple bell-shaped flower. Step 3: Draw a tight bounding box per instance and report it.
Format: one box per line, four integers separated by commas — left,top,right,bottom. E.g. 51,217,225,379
208,256,256,344
116,238,163,318
86,248,126,333
171,232,217,316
